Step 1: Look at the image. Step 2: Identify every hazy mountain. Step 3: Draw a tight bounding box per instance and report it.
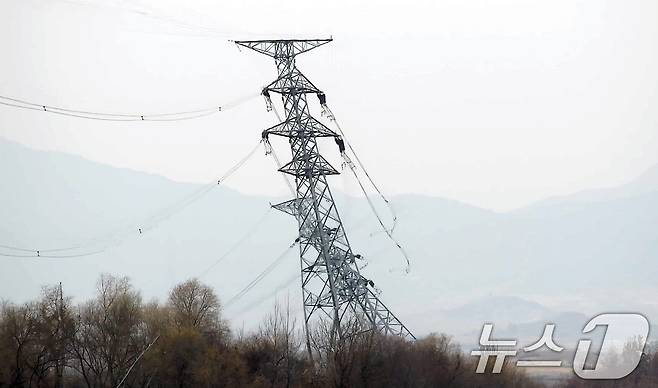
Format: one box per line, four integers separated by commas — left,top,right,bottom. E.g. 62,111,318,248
527,164,658,207
1,136,657,344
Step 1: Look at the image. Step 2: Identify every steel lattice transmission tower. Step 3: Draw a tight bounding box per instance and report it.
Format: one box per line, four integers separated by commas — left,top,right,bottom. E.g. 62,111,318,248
235,38,414,344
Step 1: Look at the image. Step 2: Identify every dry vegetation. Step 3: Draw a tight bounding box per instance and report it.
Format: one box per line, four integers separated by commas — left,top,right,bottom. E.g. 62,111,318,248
7,274,655,387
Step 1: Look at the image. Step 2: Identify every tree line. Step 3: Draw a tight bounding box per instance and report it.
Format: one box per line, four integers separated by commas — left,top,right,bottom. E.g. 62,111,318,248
1,273,656,387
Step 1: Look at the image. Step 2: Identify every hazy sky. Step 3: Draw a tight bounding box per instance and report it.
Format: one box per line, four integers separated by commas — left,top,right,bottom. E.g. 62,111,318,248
1,0,657,211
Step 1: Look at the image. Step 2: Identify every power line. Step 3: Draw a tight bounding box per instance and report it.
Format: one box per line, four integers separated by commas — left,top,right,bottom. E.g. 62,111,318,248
270,96,402,269
348,164,412,272
63,0,282,40
267,103,296,195
224,239,298,308
0,249,106,259
322,103,399,234
197,206,273,278
0,92,258,122
233,272,300,316
321,103,411,273
0,141,263,258
265,92,400,249
116,334,161,388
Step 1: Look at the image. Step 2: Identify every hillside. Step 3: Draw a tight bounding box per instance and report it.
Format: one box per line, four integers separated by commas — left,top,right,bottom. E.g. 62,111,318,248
1,136,657,343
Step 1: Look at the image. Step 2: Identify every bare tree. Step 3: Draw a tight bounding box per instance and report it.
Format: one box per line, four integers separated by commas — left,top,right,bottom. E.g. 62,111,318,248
254,300,305,387
0,275,555,388
0,301,39,387
168,278,223,334
310,316,374,388
146,278,229,388
21,285,76,388
70,273,145,388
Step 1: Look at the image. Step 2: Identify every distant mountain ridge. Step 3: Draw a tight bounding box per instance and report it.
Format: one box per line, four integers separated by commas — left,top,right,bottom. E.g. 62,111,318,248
521,164,658,210
1,136,657,341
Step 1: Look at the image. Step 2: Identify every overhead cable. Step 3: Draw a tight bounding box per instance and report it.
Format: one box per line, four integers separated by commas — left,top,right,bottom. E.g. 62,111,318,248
0,92,258,121
265,102,295,195
116,334,161,388
197,206,273,278
224,239,298,308
347,164,411,273
321,103,411,273
321,103,399,234
0,141,263,258
233,272,300,316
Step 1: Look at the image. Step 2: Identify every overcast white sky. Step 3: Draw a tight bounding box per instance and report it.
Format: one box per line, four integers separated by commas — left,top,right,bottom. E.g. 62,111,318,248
1,0,657,211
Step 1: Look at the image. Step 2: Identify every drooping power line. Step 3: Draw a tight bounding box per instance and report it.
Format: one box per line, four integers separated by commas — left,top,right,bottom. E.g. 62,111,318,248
320,102,411,273
321,102,399,234
0,92,258,121
223,239,298,308
0,141,263,258
197,206,274,279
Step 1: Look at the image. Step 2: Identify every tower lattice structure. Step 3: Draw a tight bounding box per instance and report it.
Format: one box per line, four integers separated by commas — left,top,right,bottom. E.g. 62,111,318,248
235,39,414,344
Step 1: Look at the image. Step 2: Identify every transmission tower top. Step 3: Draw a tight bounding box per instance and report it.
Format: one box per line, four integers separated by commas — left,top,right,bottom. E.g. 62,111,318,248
234,38,332,58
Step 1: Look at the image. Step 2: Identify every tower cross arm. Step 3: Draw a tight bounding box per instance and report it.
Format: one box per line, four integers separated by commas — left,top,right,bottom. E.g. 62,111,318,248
233,38,333,58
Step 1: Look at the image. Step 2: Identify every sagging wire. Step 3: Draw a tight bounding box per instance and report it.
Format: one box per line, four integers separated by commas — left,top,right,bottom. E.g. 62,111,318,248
0,141,263,259
234,272,300,316
231,247,374,318
318,94,398,234
0,92,258,122
197,206,274,278
0,249,106,259
230,229,375,316
269,147,296,196
110,140,263,241
263,91,296,196
262,91,409,272
348,164,412,273
116,335,161,388
224,237,299,308
80,0,286,41
318,94,410,273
